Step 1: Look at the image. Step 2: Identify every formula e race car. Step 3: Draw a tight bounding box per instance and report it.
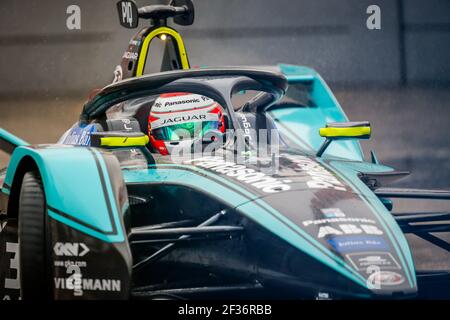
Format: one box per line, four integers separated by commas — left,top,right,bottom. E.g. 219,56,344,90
1,1,449,300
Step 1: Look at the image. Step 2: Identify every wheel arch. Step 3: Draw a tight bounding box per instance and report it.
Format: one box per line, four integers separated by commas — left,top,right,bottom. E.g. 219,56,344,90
4,146,129,243
3,145,133,299
7,155,40,220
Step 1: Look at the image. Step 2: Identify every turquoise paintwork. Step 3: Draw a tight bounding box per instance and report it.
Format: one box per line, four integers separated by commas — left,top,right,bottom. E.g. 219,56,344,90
123,160,418,291
0,128,29,148
123,165,369,291
271,64,364,161
0,65,417,295
322,159,417,288
4,146,125,243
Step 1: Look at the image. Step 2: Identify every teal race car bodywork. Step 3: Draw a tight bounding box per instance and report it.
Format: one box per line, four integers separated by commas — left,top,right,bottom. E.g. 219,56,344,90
2,146,127,243
0,1,448,299
270,63,364,162
1,67,449,300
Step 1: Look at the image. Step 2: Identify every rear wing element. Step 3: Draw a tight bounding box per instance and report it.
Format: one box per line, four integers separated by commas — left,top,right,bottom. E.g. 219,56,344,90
0,128,29,154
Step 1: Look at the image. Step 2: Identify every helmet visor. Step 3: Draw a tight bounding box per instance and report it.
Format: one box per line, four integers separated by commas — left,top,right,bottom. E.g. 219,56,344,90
152,120,220,141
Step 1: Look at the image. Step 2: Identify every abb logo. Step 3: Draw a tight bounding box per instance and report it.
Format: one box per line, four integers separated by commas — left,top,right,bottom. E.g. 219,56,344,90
53,242,89,257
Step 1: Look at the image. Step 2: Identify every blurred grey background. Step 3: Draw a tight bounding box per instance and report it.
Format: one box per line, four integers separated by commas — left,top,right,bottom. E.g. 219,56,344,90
1,0,450,93
0,0,449,269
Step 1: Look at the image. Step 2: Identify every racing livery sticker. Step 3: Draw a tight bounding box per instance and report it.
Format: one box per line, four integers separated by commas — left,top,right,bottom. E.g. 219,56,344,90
152,93,213,112
122,51,139,60
367,271,405,287
346,252,401,271
54,277,121,293
151,113,217,129
50,218,131,299
317,224,383,239
239,113,254,141
54,242,90,257
62,124,97,146
302,208,383,239
327,235,390,253
321,208,346,218
186,156,292,193
118,27,144,79
282,154,347,191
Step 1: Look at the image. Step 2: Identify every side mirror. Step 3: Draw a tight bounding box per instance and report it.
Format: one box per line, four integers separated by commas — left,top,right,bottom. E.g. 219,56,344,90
91,131,149,148
316,121,371,157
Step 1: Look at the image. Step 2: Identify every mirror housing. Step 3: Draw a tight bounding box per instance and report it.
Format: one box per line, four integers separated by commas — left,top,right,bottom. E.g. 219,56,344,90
91,131,149,148
316,121,371,157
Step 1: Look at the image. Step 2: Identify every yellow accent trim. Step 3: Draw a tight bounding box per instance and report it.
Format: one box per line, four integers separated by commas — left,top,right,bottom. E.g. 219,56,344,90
136,26,189,76
319,126,371,138
100,135,149,147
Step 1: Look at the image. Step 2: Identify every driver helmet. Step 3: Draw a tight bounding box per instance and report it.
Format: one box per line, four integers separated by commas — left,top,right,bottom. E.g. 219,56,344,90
148,92,225,155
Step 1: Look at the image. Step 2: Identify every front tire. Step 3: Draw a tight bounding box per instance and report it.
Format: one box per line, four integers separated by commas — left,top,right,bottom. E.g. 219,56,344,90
18,171,49,299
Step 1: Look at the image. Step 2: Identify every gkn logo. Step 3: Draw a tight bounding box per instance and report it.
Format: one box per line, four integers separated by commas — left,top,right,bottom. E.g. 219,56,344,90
54,242,90,257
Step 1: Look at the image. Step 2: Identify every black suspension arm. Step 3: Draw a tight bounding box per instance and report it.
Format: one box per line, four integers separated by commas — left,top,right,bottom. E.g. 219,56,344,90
375,187,450,200
132,210,227,271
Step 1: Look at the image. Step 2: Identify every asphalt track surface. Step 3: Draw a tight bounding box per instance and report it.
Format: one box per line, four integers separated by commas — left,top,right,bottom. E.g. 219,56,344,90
1,87,449,272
